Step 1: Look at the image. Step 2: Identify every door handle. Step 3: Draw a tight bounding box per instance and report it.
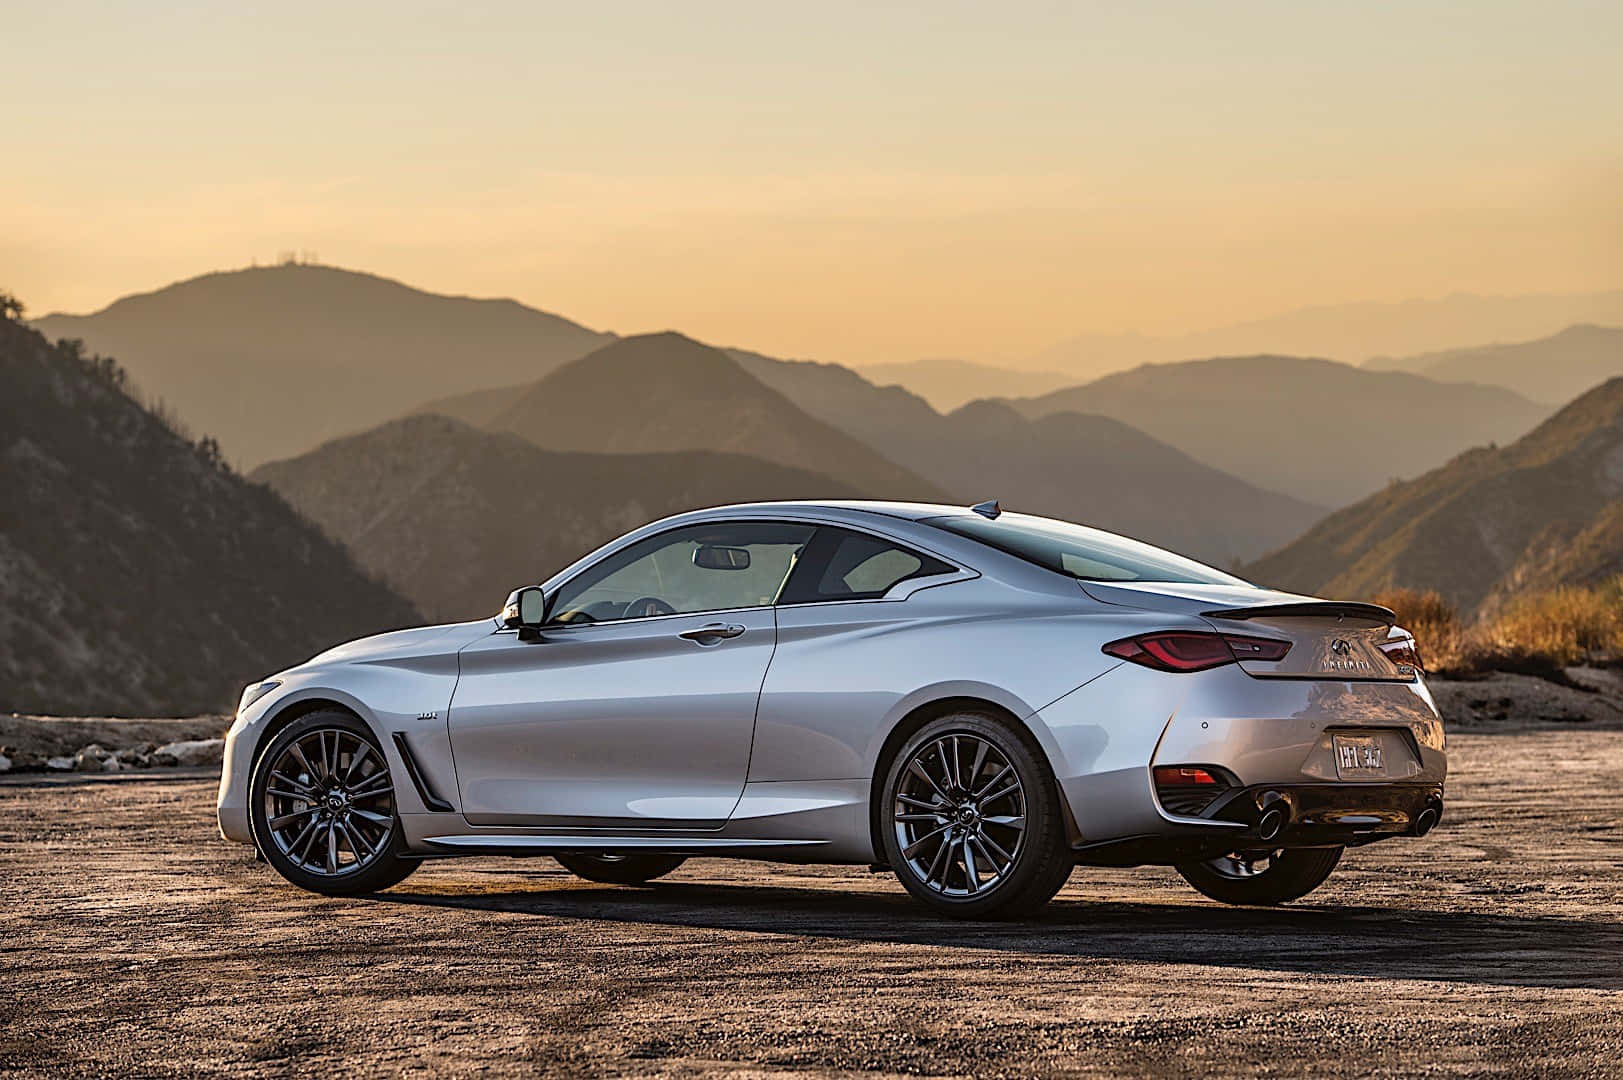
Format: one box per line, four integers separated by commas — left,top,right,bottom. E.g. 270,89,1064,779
679,622,747,644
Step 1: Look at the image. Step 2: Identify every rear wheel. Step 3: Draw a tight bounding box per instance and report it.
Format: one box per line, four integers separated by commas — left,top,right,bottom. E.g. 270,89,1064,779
249,711,419,897
879,712,1073,919
554,853,687,885
1175,846,1343,906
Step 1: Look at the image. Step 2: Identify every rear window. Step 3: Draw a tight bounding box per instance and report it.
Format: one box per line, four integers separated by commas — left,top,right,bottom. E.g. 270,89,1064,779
779,527,956,603
924,513,1246,586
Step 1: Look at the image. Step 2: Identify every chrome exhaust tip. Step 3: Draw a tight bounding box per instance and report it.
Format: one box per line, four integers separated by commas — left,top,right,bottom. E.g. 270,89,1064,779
1413,801,1442,837
1256,804,1289,842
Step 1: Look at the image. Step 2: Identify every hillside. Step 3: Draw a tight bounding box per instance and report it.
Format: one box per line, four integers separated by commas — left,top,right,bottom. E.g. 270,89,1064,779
1015,355,1551,505
252,414,872,621
0,308,420,716
33,264,612,468
1244,378,1623,615
485,333,950,500
736,355,1324,565
855,358,1075,412
1369,324,1623,406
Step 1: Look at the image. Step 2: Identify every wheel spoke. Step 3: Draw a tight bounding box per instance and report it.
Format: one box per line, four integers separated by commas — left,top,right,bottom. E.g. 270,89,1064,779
343,742,372,785
903,823,952,860
896,793,943,812
269,807,318,830
982,814,1025,829
924,830,953,885
292,816,325,867
961,836,979,891
325,822,339,873
266,786,314,801
972,763,1012,800
947,737,963,792
967,739,989,791
350,808,391,829
972,830,1012,873
977,779,1020,808
269,770,314,795
907,759,951,803
287,742,318,782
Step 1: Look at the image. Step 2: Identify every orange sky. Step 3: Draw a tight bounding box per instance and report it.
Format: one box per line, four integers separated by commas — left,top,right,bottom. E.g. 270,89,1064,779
5,1,1620,365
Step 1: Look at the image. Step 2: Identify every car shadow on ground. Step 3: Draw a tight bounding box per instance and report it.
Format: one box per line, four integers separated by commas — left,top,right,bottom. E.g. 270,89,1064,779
375,877,1623,991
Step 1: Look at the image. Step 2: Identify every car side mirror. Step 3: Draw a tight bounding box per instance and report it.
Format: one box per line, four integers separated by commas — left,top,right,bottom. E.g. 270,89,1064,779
502,586,549,641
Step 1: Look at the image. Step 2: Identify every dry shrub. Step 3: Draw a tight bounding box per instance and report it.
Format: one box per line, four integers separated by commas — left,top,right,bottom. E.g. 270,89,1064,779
1373,580,1623,678
1479,580,1623,671
1370,588,1472,674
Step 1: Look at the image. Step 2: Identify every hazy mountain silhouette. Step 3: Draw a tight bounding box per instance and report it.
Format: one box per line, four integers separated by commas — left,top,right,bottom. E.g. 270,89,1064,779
855,358,1076,412
1014,356,1552,506
481,332,951,500
1244,378,1623,615
33,264,613,468
731,353,1324,564
252,414,873,621
1032,290,1623,381
1368,324,1623,405
0,310,419,715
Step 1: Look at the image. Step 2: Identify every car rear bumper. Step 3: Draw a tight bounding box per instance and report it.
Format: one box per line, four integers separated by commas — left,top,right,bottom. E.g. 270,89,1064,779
1030,660,1447,857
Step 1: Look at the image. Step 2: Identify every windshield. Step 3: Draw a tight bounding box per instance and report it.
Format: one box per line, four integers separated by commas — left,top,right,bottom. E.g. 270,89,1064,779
924,513,1248,586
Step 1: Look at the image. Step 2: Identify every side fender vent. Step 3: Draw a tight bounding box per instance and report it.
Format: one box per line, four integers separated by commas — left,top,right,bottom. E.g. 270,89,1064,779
391,731,455,813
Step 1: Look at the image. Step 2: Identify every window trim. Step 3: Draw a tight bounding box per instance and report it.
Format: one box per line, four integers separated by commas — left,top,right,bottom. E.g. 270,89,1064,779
497,514,978,634
541,519,817,627
776,524,962,606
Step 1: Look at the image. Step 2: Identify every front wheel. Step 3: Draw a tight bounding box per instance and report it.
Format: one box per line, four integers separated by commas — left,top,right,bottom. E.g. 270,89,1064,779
249,711,419,897
879,712,1074,919
1175,846,1343,906
554,853,687,885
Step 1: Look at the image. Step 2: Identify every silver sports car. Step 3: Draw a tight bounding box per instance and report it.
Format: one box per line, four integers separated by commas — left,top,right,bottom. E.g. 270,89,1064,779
218,501,1445,918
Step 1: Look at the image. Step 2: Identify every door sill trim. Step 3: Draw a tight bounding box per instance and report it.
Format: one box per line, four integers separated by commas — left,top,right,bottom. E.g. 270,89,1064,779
420,834,826,853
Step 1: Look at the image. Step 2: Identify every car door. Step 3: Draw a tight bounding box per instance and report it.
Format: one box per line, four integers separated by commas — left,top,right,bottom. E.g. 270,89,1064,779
448,520,814,829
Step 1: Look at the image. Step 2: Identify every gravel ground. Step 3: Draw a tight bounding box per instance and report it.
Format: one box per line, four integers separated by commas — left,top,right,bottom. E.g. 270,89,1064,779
2,729,1621,1077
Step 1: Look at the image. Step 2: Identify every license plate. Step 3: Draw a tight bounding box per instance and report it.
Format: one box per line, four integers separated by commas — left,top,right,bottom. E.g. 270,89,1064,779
1332,734,1385,778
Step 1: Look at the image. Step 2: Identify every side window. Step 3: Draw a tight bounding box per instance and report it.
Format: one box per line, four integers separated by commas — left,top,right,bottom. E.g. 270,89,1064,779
779,527,956,604
547,521,815,624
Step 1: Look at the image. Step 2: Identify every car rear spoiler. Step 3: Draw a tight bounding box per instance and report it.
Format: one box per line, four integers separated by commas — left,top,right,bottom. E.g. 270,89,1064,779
1201,601,1397,626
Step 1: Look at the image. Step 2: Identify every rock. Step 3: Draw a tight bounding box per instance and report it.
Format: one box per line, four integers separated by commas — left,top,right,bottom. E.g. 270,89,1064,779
5,749,45,772
114,747,153,769
46,756,75,771
74,744,111,772
102,757,128,772
0,753,11,773
152,739,225,767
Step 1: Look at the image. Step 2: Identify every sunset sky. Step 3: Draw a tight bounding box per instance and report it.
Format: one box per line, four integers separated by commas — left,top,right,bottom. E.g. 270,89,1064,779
6,0,1621,365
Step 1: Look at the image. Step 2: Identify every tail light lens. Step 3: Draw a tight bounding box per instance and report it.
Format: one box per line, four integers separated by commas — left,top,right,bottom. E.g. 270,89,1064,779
1103,631,1291,672
1379,634,1424,672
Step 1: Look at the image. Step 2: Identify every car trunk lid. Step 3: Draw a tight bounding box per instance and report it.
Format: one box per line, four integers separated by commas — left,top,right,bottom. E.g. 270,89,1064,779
1080,581,1413,681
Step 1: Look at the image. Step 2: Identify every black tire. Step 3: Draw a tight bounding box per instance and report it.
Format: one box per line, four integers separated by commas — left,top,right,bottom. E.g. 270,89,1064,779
249,710,419,897
1176,846,1343,906
878,712,1073,919
554,853,687,885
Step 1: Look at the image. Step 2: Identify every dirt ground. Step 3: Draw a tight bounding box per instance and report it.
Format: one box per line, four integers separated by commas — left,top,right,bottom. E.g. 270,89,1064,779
2,728,1621,1078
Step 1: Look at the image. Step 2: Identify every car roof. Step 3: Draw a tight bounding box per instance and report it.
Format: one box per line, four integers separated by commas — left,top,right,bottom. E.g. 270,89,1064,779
682,500,982,523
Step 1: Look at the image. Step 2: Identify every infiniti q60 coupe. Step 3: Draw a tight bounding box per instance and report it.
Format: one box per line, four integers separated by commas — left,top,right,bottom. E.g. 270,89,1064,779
219,501,1445,918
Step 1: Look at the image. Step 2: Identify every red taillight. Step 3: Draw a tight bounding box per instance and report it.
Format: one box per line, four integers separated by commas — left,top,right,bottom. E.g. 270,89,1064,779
1153,766,1219,786
1103,631,1291,672
1379,635,1424,672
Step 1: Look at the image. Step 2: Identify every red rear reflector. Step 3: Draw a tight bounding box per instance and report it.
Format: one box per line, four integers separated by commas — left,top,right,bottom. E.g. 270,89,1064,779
1103,631,1290,672
1379,635,1424,672
1154,766,1219,786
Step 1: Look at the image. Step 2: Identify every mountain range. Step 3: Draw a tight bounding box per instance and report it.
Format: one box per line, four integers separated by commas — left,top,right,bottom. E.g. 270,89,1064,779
855,358,1076,412
33,264,613,468
1367,324,1622,406
1012,356,1551,506
1029,290,1623,381
0,310,419,715
420,334,1323,565
253,414,873,622
1245,377,1623,615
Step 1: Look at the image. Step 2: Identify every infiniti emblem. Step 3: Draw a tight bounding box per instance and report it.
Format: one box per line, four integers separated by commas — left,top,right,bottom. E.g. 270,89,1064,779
1331,639,1352,656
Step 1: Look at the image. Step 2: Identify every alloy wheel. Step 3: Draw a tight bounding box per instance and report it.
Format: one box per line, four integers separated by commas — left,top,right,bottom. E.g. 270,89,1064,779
261,728,396,877
892,732,1028,897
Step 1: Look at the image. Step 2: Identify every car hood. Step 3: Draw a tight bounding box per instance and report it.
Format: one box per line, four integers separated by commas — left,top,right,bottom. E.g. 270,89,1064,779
1079,579,1327,616
291,618,497,673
